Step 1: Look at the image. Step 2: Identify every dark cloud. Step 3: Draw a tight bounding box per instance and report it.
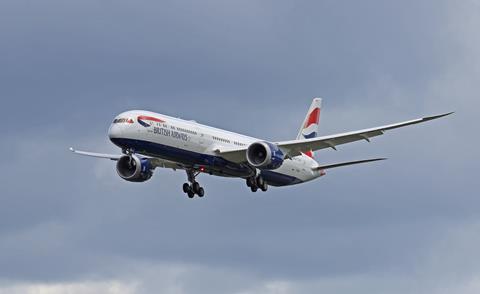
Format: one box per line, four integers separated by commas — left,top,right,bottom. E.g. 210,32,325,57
0,0,478,293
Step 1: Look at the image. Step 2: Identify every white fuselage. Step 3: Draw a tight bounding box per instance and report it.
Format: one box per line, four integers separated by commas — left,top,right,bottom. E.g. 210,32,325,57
108,110,324,186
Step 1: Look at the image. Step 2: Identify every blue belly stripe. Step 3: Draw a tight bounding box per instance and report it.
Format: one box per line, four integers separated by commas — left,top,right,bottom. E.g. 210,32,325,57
110,138,302,186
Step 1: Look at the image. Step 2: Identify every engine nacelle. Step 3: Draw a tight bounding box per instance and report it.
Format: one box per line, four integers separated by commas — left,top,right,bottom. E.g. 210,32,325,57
246,141,285,170
116,155,153,182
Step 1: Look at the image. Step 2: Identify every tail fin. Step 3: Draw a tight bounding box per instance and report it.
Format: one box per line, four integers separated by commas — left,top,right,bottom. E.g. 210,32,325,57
297,98,322,158
297,98,322,140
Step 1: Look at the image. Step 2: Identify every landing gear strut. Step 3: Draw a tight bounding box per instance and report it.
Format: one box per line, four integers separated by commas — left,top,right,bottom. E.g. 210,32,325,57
246,175,268,193
122,148,135,155
183,169,205,198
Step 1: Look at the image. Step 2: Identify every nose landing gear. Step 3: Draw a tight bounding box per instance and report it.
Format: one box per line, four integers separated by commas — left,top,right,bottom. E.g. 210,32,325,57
183,169,205,198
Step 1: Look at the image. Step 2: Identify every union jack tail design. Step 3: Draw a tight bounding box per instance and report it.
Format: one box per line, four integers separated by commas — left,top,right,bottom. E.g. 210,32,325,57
296,98,322,158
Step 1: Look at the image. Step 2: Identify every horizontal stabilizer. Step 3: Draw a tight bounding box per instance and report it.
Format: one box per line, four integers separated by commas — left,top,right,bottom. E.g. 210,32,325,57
314,158,386,170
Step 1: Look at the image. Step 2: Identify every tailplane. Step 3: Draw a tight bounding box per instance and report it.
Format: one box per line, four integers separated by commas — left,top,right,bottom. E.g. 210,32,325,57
313,158,386,171
297,98,322,158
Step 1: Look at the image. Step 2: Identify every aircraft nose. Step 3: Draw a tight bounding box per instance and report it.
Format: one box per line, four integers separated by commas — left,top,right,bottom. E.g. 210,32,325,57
108,123,124,139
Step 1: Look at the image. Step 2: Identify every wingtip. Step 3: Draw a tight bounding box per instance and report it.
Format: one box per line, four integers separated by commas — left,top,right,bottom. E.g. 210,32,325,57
69,147,75,152
440,111,455,117
368,158,387,163
425,111,455,121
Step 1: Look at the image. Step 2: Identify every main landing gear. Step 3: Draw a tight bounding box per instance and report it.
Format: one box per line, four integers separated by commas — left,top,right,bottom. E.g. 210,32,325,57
246,175,268,193
182,169,205,198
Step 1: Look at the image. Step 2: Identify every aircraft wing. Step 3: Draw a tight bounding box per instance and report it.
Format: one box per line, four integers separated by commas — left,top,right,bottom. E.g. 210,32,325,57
216,112,452,162
213,147,248,163
70,147,182,170
70,147,121,160
276,112,453,158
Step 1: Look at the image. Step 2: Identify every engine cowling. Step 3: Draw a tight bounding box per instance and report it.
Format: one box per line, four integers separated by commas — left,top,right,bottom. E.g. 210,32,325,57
246,141,285,170
116,154,153,182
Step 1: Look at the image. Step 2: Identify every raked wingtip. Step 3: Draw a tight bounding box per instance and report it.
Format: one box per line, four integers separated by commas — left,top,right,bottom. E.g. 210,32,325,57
423,111,454,121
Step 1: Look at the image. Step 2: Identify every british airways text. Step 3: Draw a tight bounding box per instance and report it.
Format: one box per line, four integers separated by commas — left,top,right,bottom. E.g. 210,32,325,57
153,127,189,141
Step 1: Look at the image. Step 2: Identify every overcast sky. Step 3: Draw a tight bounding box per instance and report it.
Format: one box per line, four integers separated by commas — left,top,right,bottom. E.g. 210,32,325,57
0,0,478,293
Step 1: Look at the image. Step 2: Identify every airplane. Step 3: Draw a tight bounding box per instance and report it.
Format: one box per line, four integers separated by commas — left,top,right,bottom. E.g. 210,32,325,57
71,98,452,198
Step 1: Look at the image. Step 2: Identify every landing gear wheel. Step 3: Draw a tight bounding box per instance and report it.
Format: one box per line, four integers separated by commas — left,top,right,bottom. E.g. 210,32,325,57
183,183,190,193
192,182,201,194
184,169,206,198
260,181,268,192
256,176,265,188
251,186,258,193
247,177,256,187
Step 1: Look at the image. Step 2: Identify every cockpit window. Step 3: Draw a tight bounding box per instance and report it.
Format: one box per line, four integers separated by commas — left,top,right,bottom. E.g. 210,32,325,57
113,118,134,124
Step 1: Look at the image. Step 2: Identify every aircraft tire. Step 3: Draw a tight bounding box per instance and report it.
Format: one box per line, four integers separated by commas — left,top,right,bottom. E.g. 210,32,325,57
260,182,268,192
187,190,195,198
256,176,265,188
192,182,201,194
197,187,205,197
183,183,190,193
247,177,256,187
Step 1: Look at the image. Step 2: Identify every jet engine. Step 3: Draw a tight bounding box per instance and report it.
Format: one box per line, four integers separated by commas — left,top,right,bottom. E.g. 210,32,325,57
246,142,285,170
116,154,153,182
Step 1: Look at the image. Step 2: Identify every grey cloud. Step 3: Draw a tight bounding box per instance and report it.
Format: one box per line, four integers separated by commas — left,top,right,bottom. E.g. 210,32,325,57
0,0,478,293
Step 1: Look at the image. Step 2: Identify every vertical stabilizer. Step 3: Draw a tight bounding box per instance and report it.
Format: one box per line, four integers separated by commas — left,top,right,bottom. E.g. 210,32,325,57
296,98,322,157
